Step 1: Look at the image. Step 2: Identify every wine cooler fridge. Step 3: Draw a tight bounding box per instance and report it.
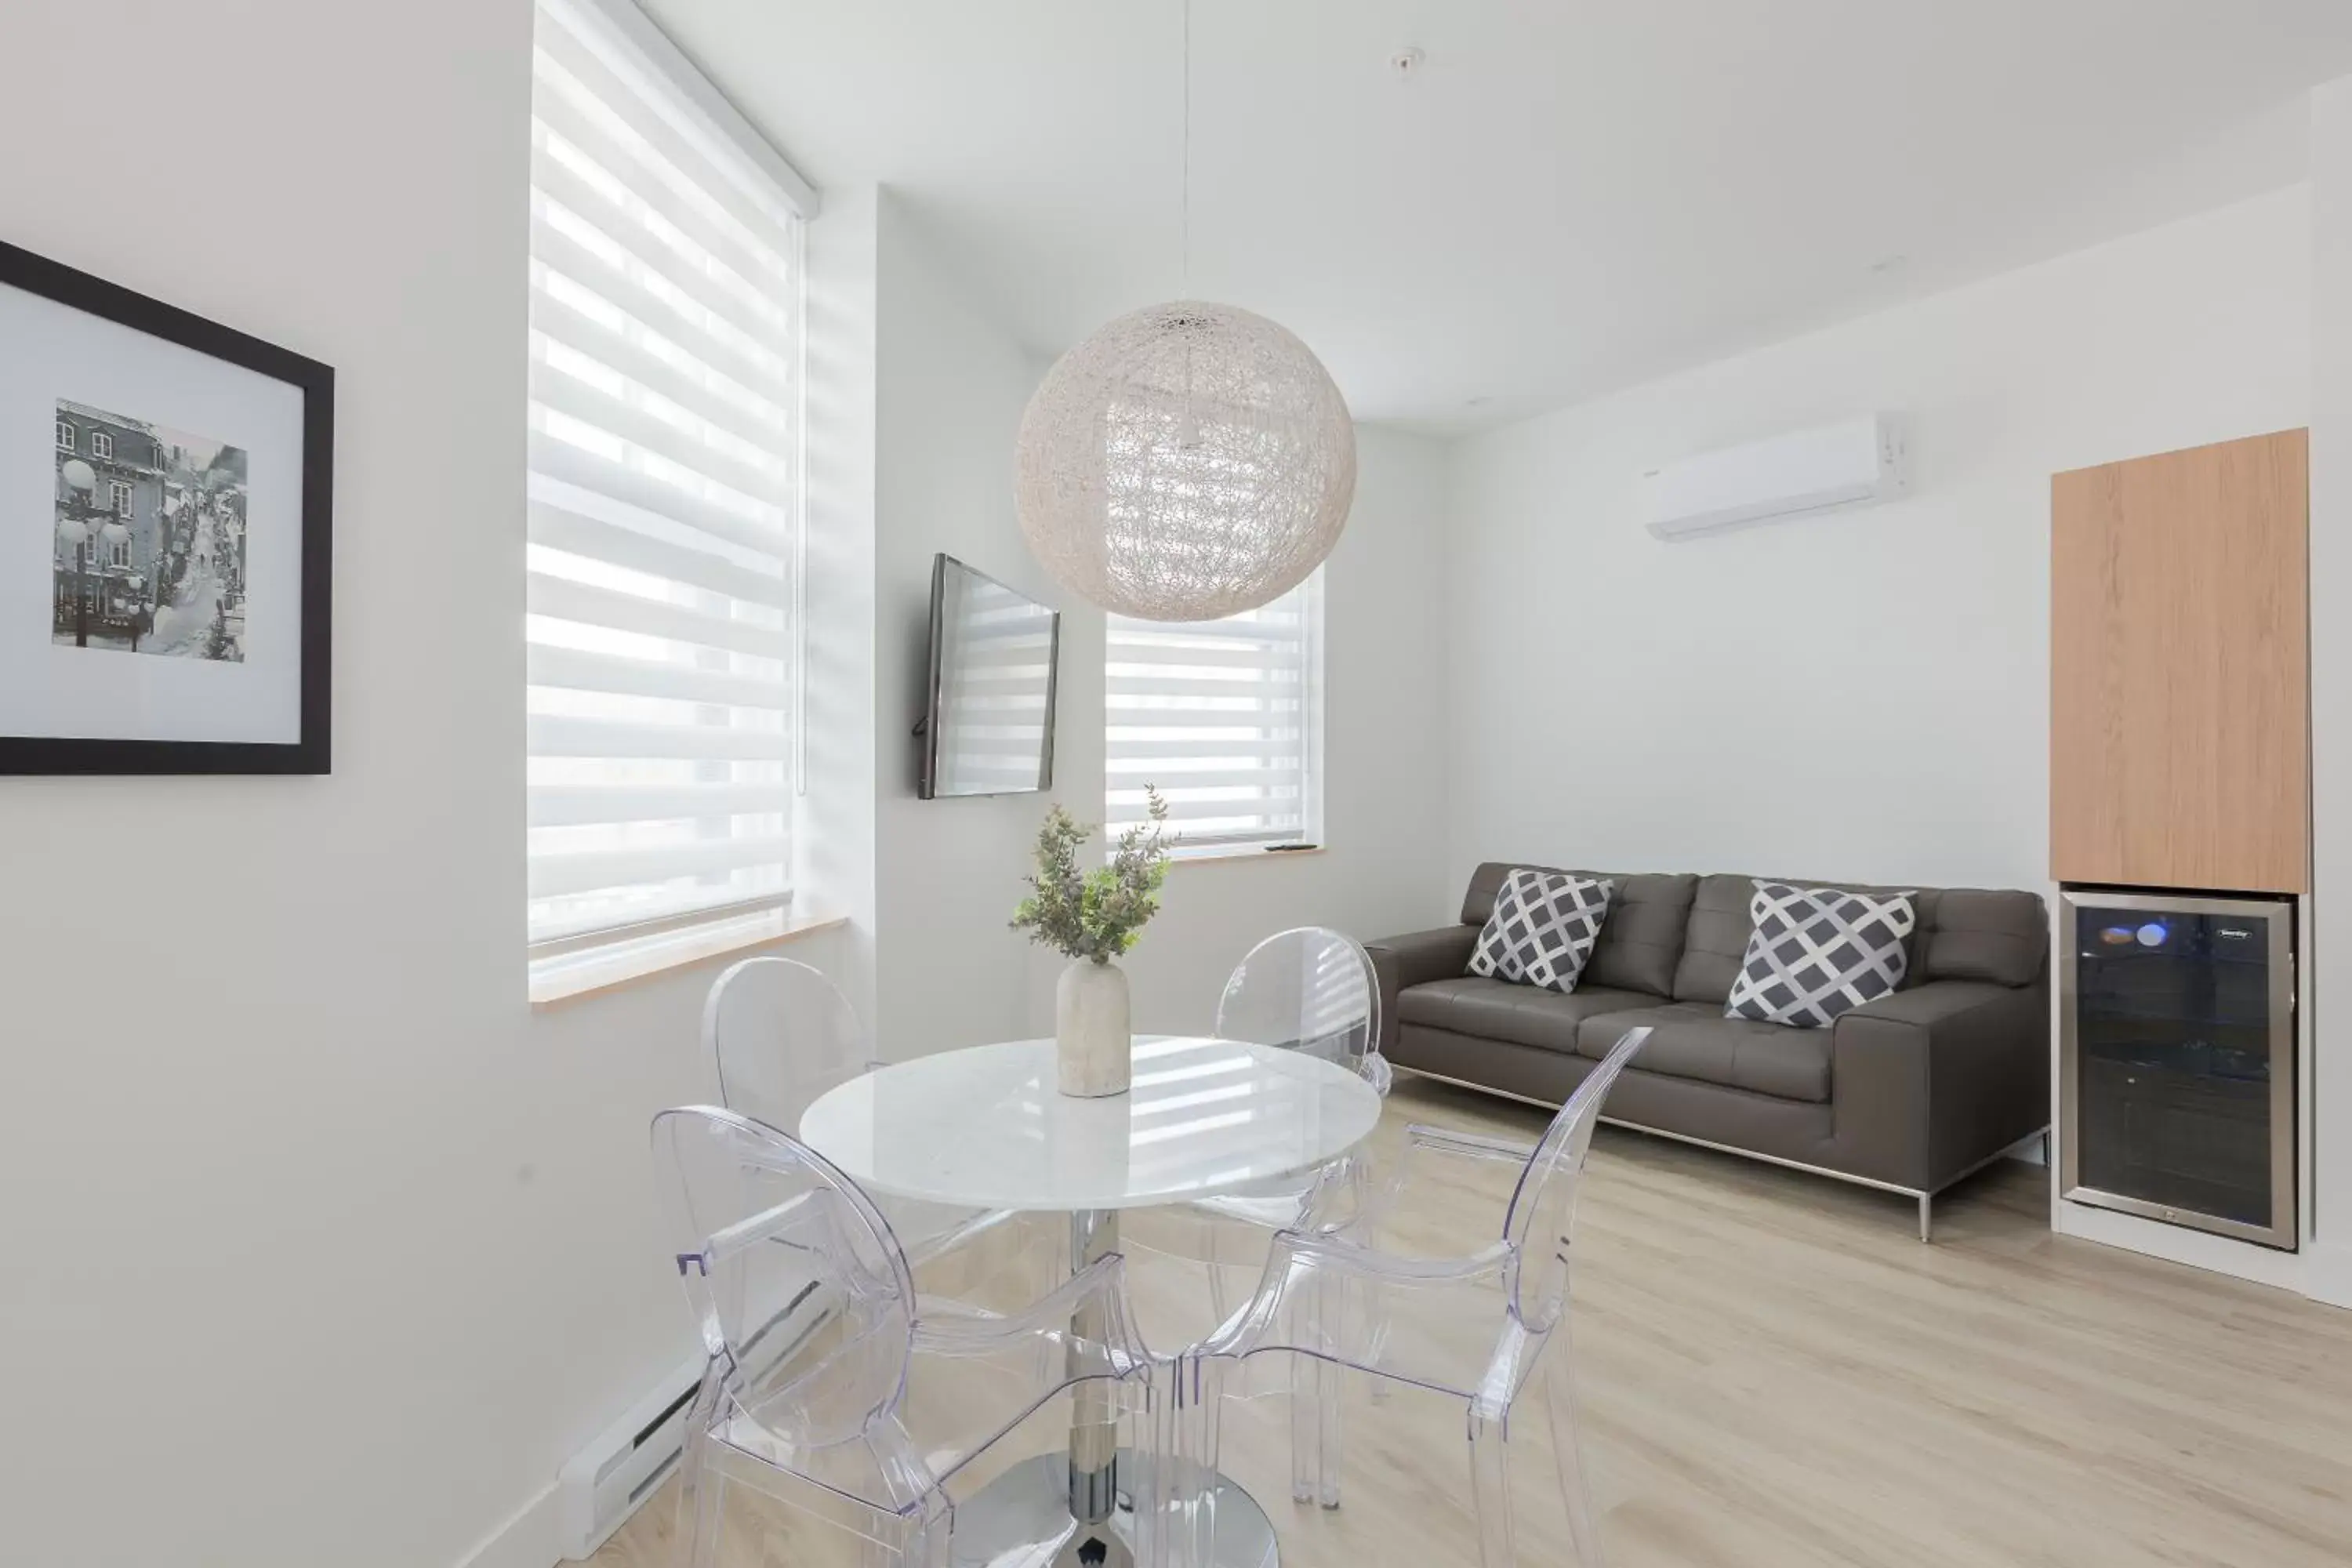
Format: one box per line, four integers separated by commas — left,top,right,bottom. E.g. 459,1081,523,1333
2060,887,2297,1250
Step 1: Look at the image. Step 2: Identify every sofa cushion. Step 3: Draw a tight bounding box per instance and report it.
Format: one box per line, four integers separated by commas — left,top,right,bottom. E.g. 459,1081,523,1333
1575,1003,1833,1103
1468,869,1614,992
1460,862,1697,997
1397,978,1662,1056
1922,888,2047,986
1674,873,1951,1004
1672,874,1763,1004
1725,882,1917,1029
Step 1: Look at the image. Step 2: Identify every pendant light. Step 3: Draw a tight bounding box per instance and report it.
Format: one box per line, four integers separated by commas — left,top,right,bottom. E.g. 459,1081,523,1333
1014,0,1356,622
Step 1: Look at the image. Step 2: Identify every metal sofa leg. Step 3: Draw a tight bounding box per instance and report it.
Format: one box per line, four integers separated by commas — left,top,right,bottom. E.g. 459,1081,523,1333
1918,1191,1933,1244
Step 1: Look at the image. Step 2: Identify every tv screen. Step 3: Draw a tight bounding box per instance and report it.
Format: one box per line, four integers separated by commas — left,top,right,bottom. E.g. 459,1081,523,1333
918,554,1060,799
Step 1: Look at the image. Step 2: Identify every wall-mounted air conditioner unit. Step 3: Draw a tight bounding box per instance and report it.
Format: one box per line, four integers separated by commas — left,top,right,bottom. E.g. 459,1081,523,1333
557,1354,709,1559
1644,414,1909,541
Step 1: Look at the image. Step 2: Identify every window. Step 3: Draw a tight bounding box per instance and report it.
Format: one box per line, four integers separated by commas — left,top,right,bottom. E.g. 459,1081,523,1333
56,421,74,452
89,430,113,460
524,0,809,996
1105,570,1325,856
110,481,132,515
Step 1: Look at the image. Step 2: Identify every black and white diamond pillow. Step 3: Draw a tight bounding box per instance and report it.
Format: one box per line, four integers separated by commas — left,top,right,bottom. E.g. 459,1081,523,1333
1725,881,1917,1029
1468,870,1616,993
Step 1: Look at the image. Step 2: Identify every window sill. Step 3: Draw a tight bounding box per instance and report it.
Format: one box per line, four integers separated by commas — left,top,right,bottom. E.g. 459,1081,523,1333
1167,844,1327,867
530,909,850,1008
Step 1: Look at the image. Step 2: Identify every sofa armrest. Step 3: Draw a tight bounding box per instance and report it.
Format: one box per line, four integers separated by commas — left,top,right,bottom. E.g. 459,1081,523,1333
1829,978,2050,1192
1364,926,1478,1058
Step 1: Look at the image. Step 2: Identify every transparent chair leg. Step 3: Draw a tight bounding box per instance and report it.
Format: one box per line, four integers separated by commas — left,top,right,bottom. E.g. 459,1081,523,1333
902,1498,954,1568
1287,1269,1343,1505
1203,1221,1231,1326
1543,1359,1605,1566
1334,1176,1390,1413
1289,1351,1322,1504
681,1459,728,1568
674,1359,728,1568
1132,1375,1179,1568
1317,1348,1344,1508
1467,1408,1517,1568
1314,1271,1344,1508
1182,1357,1232,1568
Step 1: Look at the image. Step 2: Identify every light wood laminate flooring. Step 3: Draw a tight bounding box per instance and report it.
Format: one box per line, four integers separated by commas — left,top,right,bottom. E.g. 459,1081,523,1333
596,1075,2352,1567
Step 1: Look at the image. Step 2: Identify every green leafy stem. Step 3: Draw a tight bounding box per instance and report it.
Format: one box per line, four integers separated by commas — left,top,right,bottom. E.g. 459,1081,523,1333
1010,787,1175,964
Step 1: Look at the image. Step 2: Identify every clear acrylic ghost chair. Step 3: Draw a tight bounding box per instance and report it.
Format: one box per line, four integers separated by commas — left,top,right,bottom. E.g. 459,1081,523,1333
1192,928,1387,1258
1171,1026,1652,1568
1119,928,1386,1509
704,956,1034,1294
653,1106,1175,1568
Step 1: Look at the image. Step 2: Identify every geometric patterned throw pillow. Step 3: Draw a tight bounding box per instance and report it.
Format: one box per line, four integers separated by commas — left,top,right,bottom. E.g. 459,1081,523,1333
1724,880,1917,1029
1468,869,1616,994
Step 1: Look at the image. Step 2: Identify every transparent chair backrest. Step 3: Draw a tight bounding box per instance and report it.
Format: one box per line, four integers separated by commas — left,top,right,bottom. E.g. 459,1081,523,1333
705,956,872,1136
1501,1025,1650,1332
652,1105,916,1451
1214,927,1380,1080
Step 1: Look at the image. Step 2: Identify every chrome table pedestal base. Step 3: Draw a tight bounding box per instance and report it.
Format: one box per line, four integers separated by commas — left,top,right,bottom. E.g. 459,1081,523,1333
948,1449,1279,1568
949,1210,1282,1566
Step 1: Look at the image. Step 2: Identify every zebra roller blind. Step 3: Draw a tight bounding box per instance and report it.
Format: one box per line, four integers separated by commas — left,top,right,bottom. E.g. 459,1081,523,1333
525,0,804,970
1104,571,1324,854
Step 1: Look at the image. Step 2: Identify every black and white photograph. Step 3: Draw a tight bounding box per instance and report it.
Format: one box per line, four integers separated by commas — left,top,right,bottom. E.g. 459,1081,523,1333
0,237,332,774
53,401,249,662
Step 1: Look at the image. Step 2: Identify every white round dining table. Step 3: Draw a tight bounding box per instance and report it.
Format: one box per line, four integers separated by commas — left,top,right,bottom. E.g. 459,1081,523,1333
799,1033,1384,1568
798,1033,1383,1214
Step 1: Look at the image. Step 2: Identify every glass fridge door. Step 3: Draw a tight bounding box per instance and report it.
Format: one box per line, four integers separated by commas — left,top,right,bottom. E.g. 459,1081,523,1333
2063,891,2295,1247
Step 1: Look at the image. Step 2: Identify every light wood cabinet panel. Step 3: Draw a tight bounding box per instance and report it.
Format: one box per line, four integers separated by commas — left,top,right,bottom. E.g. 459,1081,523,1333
2050,428,2308,892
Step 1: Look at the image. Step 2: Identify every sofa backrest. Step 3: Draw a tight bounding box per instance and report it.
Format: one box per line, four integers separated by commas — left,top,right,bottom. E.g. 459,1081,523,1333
1670,873,2047,1004
1459,862,2047,1005
1459,862,1697,997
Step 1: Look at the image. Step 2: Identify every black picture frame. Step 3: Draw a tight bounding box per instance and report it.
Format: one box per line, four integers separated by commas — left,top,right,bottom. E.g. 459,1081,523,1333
0,238,333,775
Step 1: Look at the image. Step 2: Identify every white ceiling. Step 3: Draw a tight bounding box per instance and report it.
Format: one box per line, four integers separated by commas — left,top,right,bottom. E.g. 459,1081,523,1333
643,1,2352,432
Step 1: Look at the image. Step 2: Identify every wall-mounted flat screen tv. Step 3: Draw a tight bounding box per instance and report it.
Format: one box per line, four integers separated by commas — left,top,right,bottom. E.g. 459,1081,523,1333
917,554,1060,799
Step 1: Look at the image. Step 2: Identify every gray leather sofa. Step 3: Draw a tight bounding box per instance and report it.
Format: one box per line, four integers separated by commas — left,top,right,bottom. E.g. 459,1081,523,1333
1368,863,2050,1238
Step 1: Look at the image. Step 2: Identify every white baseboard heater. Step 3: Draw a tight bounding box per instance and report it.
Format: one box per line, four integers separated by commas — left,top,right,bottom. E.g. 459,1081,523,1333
557,1354,709,1559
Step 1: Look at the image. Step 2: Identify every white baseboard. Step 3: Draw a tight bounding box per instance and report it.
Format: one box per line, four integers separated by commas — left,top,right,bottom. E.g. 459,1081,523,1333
2051,1199,2307,1294
457,1480,561,1568
2306,1241,2352,1309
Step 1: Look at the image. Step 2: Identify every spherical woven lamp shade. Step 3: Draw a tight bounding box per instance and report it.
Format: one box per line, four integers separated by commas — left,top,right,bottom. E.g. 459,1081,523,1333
1016,299,1356,622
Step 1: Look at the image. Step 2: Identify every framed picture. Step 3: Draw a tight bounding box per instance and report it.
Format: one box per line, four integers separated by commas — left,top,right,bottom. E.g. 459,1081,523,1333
0,238,332,774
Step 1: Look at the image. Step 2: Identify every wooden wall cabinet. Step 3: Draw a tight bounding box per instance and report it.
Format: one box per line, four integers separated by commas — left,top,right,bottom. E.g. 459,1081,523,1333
2050,429,2309,894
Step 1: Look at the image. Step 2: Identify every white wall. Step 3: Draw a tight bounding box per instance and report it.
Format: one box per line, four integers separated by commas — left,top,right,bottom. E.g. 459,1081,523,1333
2307,80,2352,1306
802,183,884,1028
869,196,1062,1058
0,2,810,1563
1443,187,2312,896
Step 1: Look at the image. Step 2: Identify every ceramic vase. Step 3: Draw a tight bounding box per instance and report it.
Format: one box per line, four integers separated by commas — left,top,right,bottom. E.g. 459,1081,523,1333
1057,957,1131,1097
